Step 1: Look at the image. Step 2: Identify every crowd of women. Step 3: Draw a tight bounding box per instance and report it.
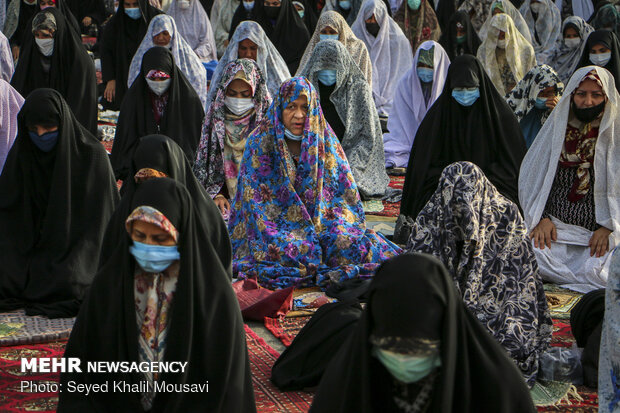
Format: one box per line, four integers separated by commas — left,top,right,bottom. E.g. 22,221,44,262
0,0,618,411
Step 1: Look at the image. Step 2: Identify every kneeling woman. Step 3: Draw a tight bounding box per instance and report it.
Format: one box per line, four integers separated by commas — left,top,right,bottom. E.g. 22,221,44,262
58,178,256,412
228,77,401,289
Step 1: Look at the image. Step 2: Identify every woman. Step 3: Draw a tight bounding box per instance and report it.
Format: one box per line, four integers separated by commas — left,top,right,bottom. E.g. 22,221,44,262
478,0,532,43
212,0,241,57
549,16,594,83
393,0,440,53
456,0,493,31
589,2,620,33
439,10,480,60
505,64,564,148
111,46,205,181
351,0,413,116
66,0,106,34
0,89,119,318
228,77,401,289
58,178,256,412
4,0,38,60
167,0,218,63
476,13,536,96
11,9,98,135
36,0,81,36
407,162,552,385
0,81,24,173
194,59,271,215
398,55,526,226
309,253,538,412
321,0,364,25
578,29,620,91
299,40,390,198
519,0,561,64
101,0,161,110
519,66,620,292
0,32,14,83
208,20,290,104
296,11,373,87
127,14,209,107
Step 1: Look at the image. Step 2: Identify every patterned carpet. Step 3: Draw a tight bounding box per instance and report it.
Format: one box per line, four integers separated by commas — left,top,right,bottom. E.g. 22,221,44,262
0,311,75,346
365,175,404,218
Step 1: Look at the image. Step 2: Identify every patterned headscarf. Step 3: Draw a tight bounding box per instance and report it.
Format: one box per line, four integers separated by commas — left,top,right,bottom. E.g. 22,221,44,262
393,0,441,53
228,77,401,289
519,0,562,64
194,58,271,199
549,16,594,84
31,9,56,33
407,161,552,386
478,0,532,44
505,64,564,123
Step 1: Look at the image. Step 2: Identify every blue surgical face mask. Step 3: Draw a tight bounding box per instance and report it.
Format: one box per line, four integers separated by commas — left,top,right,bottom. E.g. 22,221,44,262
417,67,434,83
124,7,141,19
452,87,480,106
129,240,180,273
29,130,59,152
373,347,441,384
243,0,254,10
317,69,337,86
339,0,351,9
456,34,466,44
320,33,339,41
407,0,421,10
284,127,303,141
297,9,305,18
590,52,611,66
534,96,548,109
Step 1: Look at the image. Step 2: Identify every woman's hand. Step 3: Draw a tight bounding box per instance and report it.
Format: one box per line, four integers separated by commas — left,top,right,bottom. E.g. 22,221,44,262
589,227,612,257
104,80,116,103
214,195,230,216
530,217,557,249
546,96,560,110
11,45,19,61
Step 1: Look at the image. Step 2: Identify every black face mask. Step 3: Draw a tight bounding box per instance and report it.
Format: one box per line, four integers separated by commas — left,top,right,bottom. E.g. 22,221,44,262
572,100,606,124
366,22,380,37
264,5,280,19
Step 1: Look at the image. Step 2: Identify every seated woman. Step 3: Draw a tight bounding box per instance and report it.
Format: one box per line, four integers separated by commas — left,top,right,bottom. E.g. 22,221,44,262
309,253,538,412
351,0,412,116
519,0,561,64
0,81,24,173
549,16,594,84
393,0,441,54
167,0,218,63
398,55,526,232
296,11,372,86
0,89,119,317
208,21,290,105
298,40,389,198
439,11,480,60
11,9,98,135
505,64,563,148
407,162,552,385
479,0,531,43
228,77,401,289
58,178,255,412
111,46,205,181
476,13,536,95
578,30,620,91
128,14,208,108
384,40,450,168
194,58,272,216
599,250,620,413
520,66,620,293
320,0,363,26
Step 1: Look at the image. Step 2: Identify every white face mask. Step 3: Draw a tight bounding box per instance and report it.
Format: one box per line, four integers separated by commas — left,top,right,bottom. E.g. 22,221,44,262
530,2,541,14
225,96,254,115
178,0,190,9
590,52,612,66
496,38,506,49
564,37,580,49
146,78,172,95
35,38,54,57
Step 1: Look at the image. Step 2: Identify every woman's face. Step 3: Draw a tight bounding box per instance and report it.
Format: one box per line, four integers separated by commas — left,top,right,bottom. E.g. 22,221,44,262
124,0,139,7
590,42,611,54
573,78,605,108
27,124,58,136
320,25,338,35
153,30,171,47
39,0,55,8
131,221,177,246
34,29,54,39
226,79,252,98
498,30,506,40
563,26,578,39
281,95,308,135
238,38,258,61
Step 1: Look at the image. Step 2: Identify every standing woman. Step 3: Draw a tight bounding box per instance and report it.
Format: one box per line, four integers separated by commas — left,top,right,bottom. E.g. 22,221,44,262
439,10,481,60
58,178,256,412
393,0,441,54
111,46,204,180
11,9,98,135
101,0,161,110
519,0,561,64
37,0,81,36
577,29,620,91
167,0,218,63
0,81,24,173
321,0,364,25
66,0,107,34
478,0,532,43
548,16,594,83
0,31,15,82
0,89,119,318
4,0,38,60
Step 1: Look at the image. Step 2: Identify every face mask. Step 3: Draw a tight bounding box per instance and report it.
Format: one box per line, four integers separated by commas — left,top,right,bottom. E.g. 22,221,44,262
23,0,36,4
29,130,59,152
129,240,180,273
534,97,548,109
373,347,441,384
225,96,254,115
317,69,337,86
339,0,351,9
456,34,466,44
564,37,580,48
284,127,303,141
590,52,611,66
146,78,172,95
35,38,54,57
417,67,433,83
243,1,254,10
178,0,190,9
572,100,605,123
496,38,506,49
452,87,480,106
366,22,380,37
320,33,339,41
530,2,541,14
40,4,54,9
264,5,280,19
125,7,141,19
407,0,421,10
297,9,305,18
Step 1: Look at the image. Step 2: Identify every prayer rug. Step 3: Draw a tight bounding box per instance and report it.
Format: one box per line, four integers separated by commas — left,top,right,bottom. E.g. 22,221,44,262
0,311,74,347
550,319,577,348
545,284,583,320
245,325,313,411
287,288,337,318
534,381,598,412
264,316,311,347
365,175,404,218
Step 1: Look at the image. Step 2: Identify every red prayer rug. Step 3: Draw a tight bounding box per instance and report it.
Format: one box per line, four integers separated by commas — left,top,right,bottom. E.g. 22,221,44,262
264,316,311,347
365,175,404,218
